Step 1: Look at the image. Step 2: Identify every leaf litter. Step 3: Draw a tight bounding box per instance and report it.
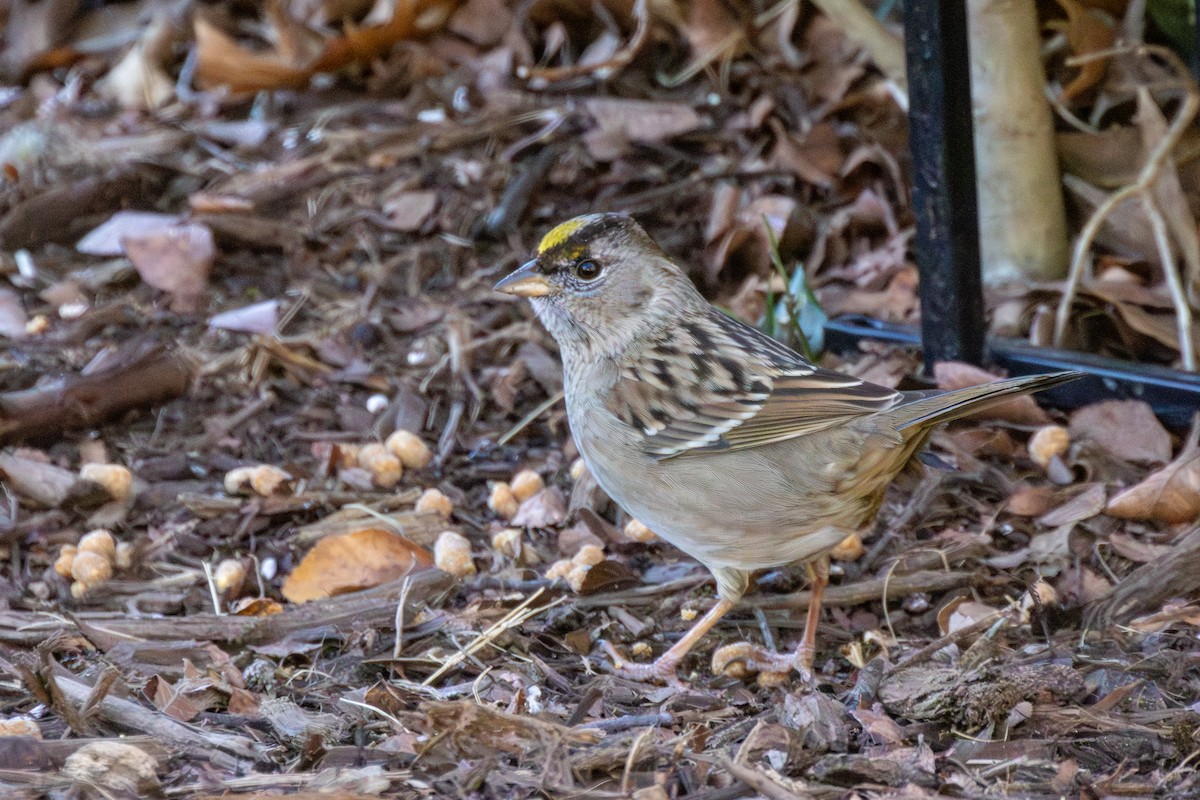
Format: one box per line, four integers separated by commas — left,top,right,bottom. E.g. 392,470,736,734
0,0,1198,798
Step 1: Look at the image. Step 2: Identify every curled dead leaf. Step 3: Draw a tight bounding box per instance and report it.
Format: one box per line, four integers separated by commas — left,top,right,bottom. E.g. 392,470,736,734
281,528,433,603
1106,419,1200,524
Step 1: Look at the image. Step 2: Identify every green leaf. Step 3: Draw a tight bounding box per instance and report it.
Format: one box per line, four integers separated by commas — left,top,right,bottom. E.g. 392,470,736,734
760,216,826,359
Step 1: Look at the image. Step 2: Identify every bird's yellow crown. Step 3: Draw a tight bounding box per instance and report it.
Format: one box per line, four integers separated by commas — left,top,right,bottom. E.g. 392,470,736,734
536,214,605,256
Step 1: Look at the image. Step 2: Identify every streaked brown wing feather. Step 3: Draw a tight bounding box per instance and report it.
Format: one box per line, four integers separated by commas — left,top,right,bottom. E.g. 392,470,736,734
605,308,902,459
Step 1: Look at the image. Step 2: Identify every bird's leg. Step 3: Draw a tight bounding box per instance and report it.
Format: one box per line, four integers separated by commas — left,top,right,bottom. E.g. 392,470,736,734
794,555,830,671
601,567,747,683
711,554,832,683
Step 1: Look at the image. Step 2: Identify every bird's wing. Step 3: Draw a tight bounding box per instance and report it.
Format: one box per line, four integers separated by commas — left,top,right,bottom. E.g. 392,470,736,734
606,310,903,460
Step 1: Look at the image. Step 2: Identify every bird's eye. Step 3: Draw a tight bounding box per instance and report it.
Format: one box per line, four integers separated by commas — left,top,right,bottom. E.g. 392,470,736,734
574,259,602,281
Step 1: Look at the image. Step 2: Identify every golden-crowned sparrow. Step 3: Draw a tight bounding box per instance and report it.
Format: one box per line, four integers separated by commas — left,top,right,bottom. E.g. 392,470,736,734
495,213,1080,682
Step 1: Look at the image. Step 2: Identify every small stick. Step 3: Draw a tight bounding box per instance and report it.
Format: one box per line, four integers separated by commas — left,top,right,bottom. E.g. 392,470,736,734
886,608,1014,675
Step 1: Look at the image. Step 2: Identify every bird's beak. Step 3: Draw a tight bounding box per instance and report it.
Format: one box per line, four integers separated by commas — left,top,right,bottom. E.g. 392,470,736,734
494,260,552,298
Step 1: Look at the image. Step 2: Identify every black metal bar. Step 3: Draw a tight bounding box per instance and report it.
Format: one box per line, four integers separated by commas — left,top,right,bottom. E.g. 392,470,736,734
902,0,985,371
825,315,1200,429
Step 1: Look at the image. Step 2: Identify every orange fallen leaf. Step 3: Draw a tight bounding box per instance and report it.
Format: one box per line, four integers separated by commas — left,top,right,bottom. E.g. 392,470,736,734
282,528,433,603
195,0,457,93
310,0,456,74
1105,418,1200,524
1055,0,1116,101
230,597,284,616
193,18,312,93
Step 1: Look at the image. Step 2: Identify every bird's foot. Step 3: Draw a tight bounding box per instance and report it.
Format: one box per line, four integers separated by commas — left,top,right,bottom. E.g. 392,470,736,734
711,642,814,687
598,640,685,686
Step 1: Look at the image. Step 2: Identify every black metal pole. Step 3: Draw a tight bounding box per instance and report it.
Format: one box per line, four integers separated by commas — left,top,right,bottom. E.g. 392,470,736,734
902,0,985,370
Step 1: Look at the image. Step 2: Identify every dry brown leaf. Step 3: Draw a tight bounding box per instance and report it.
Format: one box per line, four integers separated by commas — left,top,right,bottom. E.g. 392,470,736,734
820,266,919,323
1106,420,1200,523
1069,400,1172,465
382,190,438,232
0,0,78,80
679,0,744,59
949,427,1018,459
1127,599,1200,633
989,524,1073,570
663,0,746,83
1058,128,1142,188
309,0,457,74
1110,299,1200,356
707,194,806,282
577,559,639,595
193,17,312,93
145,675,206,722
448,0,514,47
95,13,179,109
769,118,839,188
511,486,567,528
1006,483,1058,517
122,223,216,313
582,98,703,161
1055,0,1116,101
208,300,280,336
801,13,866,104
933,362,1051,425
937,596,1001,636
0,449,80,507
705,182,740,245
195,0,456,93
1037,482,1107,527
0,288,28,339
1134,87,1200,309
1063,173,1158,262
281,528,433,603
1108,531,1175,564
229,597,284,616
77,211,183,256
1055,563,1112,604
849,705,906,746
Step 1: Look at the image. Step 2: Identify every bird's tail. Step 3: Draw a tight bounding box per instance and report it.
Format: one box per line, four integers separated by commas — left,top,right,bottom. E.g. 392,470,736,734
891,370,1083,432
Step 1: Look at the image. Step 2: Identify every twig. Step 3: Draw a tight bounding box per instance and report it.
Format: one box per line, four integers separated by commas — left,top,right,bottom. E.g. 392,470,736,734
1141,193,1196,368
1053,46,1199,359
394,575,413,661
575,712,674,733
0,570,455,648
53,673,264,769
423,587,561,685
712,755,816,800
746,569,990,611
621,726,657,796
886,608,1014,675
0,343,193,444
201,560,223,616
517,0,651,86
496,390,565,446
